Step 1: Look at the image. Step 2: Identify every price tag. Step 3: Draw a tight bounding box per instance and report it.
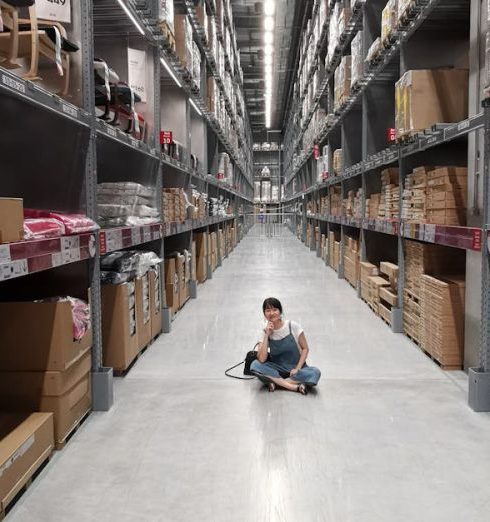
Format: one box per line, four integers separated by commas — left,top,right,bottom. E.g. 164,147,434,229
1,73,26,94
417,224,425,241
0,245,11,263
62,103,78,119
106,229,123,252
1,259,28,280
131,227,141,245
424,224,436,243
143,226,152,243
52,252,63,267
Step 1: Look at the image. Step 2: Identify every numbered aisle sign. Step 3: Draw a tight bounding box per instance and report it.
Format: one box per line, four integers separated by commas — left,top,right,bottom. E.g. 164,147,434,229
128,48,147,103
36,0,72,23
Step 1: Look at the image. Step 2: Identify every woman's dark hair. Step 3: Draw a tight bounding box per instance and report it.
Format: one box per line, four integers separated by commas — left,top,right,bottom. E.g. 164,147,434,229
262,297,283,314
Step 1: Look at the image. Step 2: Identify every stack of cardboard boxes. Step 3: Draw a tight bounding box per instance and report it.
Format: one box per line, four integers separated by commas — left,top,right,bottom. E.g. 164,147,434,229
426,167,467,225
102,269,161,372
320,195,329,216
195,232,208,283
321,234,328,262
343,236,360,288
163,188,187,224
381,0,398,46
330,185,342,216
379,168,399,219
403,240,465,344
0,295,93,447
328,230,341,271
401,167,429,222
334,56,352,110
420,275,465,368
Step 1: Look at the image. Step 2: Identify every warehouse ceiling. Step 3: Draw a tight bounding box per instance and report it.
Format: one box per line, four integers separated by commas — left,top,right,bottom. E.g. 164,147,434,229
230,0,308,139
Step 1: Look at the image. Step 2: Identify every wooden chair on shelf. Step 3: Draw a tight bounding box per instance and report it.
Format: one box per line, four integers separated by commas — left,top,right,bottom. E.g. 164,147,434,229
0,0,78,94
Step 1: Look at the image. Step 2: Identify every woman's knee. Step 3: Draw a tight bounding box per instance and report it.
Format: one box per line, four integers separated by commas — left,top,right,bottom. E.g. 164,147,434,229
250,359,265,373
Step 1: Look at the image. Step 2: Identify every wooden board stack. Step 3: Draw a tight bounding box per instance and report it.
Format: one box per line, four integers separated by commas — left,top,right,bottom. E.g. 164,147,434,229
420,275,465,369
366,193,381,219
426,167,467,225
401,167,429,222
344,190,356,217
378,262,399,325
330,185,342,216
163,188,187,224
343,236,360,288
320,195,329,216
379,168,400,219
354,188,363,218
360,261,379,302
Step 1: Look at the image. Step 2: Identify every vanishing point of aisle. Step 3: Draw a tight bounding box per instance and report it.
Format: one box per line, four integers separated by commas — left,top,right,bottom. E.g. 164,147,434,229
8,228,490,522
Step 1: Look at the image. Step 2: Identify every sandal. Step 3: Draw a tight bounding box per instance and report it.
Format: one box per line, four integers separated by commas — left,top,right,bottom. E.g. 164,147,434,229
268,382,276,392
297,383,307,395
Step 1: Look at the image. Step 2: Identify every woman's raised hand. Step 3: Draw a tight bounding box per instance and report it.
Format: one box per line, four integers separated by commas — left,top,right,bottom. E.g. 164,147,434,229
264,321,274,336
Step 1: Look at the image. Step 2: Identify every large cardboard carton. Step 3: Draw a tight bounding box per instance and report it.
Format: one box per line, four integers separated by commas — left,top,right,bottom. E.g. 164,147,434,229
102,282,139,371
136,274,152,350
191,241,197,281
149,268,162,340
395,69,468,138
0,351,91,444
0,413,54,511
174,14,193,69
0,300,93,372
0,198,24,244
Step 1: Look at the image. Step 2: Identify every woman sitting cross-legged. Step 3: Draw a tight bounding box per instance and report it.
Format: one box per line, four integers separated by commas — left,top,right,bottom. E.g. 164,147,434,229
250,297,321,395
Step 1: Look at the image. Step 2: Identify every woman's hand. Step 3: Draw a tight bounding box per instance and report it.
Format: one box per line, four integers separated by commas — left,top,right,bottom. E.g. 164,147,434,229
290,368,299,378
264,321,274,336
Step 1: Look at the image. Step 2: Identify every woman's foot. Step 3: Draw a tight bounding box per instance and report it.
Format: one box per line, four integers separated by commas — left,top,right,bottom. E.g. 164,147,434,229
297,383,307,395
268,382,276,392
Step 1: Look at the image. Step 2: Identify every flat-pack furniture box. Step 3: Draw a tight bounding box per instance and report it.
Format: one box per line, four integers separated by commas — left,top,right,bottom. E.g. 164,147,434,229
136,274,152,350
149,268,163,340
0,351,91,444
102,282,139,371
164,258,179,314
395,69,468,138
0,413,54,512
0,299,93,372
0,198,24,244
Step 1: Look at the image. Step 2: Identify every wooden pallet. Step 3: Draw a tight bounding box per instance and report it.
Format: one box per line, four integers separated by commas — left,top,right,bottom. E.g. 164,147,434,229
1,449,53,520
113,344,150,377
55,409,92,451
160,21,176,52
420,347,462,371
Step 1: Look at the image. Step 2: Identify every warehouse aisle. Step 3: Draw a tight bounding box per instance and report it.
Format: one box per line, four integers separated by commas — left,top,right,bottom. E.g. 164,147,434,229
8,229,490,522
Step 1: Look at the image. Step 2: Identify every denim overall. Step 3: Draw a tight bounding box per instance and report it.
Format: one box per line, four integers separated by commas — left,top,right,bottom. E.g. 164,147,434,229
250,321,321,386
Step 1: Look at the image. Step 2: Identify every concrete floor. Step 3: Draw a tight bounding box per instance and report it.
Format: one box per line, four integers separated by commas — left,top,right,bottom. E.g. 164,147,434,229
8,228,490,521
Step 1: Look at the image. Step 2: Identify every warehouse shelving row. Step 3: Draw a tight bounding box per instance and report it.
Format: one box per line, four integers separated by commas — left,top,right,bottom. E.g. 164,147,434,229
282,0,490,410
0,0,254,455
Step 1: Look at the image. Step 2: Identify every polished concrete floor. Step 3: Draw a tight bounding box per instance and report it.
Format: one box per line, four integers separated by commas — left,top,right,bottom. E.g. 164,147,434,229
8,228,490,521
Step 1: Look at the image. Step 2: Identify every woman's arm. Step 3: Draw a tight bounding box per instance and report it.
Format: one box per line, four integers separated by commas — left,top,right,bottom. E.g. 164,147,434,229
257,322,273,362
291,332,309,376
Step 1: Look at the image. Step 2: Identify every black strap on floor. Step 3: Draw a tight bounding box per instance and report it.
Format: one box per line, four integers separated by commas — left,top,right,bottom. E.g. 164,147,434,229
225,360,256,380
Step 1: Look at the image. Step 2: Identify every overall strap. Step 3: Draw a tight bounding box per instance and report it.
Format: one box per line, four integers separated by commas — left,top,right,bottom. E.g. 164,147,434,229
289,321,292,335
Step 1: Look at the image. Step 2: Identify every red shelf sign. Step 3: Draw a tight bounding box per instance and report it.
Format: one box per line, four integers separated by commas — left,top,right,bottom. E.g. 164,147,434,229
160,131,173,145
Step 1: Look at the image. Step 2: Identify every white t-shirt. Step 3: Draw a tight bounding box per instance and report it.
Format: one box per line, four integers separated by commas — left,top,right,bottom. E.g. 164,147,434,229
258,320,304,346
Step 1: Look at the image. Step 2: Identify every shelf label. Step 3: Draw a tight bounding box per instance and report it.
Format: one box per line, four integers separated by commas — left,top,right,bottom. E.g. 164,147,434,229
131,227,141,245
0,245,11,263
106,229,123,252
457,120,470,131
417,224,425,241
52,252,63,267
62,103,78,118
424,224,436,243
1,259,28,281
1,74,26,94
143,226,152,243
107,127,117,138
473,229,483,251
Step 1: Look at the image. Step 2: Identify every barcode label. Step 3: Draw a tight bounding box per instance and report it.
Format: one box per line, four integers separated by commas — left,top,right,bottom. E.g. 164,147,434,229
0,245,11,263
1,74,26,94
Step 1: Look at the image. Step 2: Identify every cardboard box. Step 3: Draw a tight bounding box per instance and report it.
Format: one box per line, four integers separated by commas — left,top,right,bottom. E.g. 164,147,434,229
191,241,197,281
395,69,468,138
0,299,93,372
0,198,24,244
149,268,162,340
0,413,54,511
165,283,179,314
136,274,152,350
174,14,193,69
0,355,91,444
102,282,139,371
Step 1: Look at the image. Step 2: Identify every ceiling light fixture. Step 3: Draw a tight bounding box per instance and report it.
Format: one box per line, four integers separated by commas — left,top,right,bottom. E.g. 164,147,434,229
189,98,202,116
264,0,275,16
160,57,182,88
264,44,274,56
264,32,274,45
264,16,274,31
117,0,144,35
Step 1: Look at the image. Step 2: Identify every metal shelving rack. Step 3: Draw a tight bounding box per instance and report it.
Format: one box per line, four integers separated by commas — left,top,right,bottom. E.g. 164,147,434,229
0,0,254,413
282,0,490,410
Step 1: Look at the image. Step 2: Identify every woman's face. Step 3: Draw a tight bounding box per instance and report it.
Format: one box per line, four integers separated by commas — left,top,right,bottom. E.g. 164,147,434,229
264,306,281,322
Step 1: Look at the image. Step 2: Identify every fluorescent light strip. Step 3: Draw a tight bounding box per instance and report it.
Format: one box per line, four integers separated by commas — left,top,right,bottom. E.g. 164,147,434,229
117,0,144,35
189,98,202,116
160,57,182,88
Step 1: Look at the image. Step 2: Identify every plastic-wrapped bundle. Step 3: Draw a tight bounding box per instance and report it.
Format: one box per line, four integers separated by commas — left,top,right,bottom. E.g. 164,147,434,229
101,271,136,284
101,251,140,273
97,182,154,199
351,31,363,88
24,218,66,239
97,204,159,218
24,209,98,234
